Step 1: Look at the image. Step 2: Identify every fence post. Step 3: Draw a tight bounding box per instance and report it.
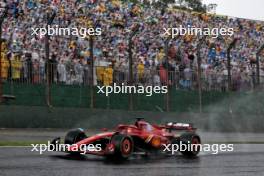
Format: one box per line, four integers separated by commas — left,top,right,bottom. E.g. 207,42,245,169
45,11,56,107
227,39,237,91
256,44,264,87
164,38,170,112
226,38,237,114
89,33,94,109
88,20,99,109
197,36,207,113
128,24,140,111
0,7,8,103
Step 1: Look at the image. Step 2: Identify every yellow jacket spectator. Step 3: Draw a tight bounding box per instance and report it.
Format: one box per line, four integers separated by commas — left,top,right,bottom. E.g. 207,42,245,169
97,3,106,13
11,57,22,80
184,34,193,42
86,18,93,28
96,66,105,83
103,67,113,86
111,0,121,8
157,49,165,62
131,5,141,16
201,14,210,22
69,41,76,50
1,42,7,53
60,5,65,16
137,62,144,80
1,57,10,79
256,24,262,32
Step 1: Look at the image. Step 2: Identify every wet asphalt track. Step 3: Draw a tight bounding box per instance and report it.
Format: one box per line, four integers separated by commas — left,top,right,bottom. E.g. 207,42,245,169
0,144,264,176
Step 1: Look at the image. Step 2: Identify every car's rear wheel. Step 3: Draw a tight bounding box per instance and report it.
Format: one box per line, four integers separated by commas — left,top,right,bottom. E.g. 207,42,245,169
180,132,201,157
110,134,134,160
64,128,87,145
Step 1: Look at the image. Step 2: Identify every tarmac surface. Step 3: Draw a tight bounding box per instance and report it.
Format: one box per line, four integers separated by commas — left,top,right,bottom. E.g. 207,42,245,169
0,129,264,176
0,145,264,176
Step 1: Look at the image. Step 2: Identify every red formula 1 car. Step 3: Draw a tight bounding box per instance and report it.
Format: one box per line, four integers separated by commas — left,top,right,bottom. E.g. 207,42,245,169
51,118,201,160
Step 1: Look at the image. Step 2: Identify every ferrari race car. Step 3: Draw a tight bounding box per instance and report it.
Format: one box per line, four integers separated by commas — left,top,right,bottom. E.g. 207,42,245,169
51,118,201,160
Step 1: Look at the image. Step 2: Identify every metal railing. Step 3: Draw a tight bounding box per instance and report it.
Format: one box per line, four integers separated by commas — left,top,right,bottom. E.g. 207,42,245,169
1,61,263,92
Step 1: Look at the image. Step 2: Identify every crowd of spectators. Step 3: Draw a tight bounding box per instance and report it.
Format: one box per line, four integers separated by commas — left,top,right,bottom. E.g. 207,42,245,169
1,0,264,91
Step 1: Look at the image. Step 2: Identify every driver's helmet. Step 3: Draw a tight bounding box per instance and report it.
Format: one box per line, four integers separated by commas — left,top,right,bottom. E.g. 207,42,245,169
144,123,153,132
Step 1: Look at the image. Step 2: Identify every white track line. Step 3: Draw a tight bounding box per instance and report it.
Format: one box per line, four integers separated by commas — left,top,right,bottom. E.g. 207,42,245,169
0,146,31,148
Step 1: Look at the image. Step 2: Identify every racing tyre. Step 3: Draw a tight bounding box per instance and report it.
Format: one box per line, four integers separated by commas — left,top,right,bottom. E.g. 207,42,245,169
64,128,87,145
111,134,134,160
179,132,201,157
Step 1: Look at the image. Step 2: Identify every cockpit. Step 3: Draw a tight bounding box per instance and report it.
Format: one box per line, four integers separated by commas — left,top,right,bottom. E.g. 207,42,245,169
135,119,154,132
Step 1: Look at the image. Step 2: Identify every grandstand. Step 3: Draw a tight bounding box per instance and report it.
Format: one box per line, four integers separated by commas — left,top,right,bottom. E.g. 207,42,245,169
0,0,264,111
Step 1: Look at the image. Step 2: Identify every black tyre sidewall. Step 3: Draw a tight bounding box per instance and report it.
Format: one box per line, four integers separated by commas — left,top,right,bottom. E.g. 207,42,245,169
111,134,134,159
180,132,201,156
64,129,87,145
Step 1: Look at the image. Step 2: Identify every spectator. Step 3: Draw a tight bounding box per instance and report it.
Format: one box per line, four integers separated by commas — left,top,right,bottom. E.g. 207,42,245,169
57,60,66,84
1,0,263,92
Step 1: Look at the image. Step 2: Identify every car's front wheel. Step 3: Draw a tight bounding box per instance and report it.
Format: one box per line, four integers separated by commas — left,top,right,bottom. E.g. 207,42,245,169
64,128,87,145
110,134,134,160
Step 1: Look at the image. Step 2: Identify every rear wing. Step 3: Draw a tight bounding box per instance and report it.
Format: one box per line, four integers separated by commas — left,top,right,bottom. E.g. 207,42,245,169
164,122,197,131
